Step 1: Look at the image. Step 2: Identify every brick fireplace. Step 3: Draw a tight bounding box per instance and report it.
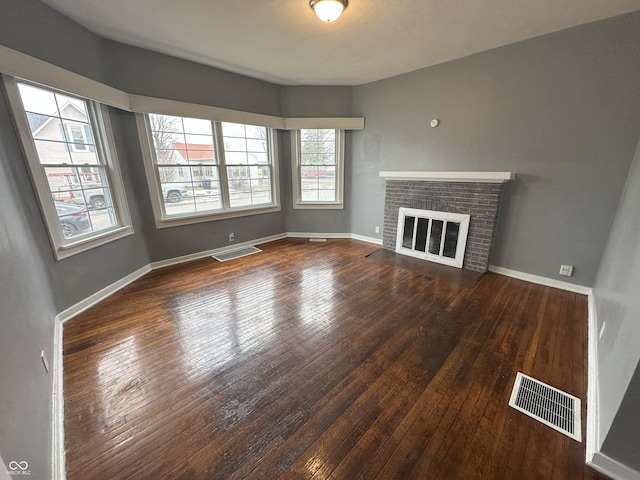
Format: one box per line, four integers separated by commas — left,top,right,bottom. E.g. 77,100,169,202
379,171,514,273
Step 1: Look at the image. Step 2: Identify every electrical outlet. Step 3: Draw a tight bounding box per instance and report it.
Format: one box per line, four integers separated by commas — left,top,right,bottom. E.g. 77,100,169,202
559,264,573,276
229,232,234,242
375,226,380,234
41,350,49,373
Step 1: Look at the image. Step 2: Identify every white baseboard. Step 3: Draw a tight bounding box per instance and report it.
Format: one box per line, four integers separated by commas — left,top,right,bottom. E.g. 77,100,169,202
286,231,352,239
57,264,151,323
586,291,600,462
488,265,593,295
149,233,287,270
286,231,382,245
589,452,640,480
52,316,66,480
350,233,383,245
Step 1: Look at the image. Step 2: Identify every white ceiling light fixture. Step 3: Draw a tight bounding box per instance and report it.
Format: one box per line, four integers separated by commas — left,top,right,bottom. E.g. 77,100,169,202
309,0,348,22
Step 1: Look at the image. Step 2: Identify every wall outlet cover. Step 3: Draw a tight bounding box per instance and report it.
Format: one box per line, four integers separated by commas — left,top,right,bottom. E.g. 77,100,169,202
559,264,574,276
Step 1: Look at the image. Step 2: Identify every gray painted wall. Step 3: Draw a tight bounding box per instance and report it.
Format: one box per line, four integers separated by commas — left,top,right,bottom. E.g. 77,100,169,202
593,136,640,462
602,363,640,471
0,85,55,480
350,12,640,286
280,86,353,117
105,41,282,116
0,0,108,83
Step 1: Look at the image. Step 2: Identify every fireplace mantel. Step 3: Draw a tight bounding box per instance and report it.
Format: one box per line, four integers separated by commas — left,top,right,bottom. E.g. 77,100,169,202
379,171,515,184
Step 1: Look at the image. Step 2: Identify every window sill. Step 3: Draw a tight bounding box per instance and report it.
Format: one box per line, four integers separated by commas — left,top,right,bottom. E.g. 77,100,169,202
293,202,344,210
155,204,282,229
56,225,134,260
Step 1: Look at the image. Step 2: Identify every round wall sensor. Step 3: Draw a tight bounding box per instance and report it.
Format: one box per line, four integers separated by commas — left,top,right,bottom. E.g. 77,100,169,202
430,119,439,128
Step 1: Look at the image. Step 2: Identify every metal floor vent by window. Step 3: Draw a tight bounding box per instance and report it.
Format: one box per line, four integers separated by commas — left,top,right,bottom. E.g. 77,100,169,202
212,246,261,262
509,372,581,442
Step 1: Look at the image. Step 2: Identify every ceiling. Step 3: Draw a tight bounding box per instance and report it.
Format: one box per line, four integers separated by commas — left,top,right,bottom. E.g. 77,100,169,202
42,0,640,86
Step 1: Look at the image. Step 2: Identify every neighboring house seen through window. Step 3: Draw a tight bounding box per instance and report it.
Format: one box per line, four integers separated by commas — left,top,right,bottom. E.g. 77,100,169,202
4,76,133,259
291,129,344,209
138,113,279,226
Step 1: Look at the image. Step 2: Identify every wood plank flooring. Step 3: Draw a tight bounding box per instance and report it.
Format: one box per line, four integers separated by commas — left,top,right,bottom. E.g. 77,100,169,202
63,239,607,479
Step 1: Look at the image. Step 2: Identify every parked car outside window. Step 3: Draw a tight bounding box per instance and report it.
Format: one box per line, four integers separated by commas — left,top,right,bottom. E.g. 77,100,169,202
55,201,91,239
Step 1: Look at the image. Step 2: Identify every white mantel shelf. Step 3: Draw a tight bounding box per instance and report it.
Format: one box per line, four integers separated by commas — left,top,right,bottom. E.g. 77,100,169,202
379,171,515,184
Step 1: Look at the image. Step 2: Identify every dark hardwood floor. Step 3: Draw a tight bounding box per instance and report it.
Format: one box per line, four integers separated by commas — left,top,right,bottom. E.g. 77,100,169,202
63,239,607,479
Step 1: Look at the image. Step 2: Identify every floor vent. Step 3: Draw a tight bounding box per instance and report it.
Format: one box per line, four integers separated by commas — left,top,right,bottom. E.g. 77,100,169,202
509,372,581,441
212,246,261,262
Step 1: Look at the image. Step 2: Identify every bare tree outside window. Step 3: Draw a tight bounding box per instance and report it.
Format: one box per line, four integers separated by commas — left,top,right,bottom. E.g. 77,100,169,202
298,129,337,202
301,129,335,166
150,114,179,182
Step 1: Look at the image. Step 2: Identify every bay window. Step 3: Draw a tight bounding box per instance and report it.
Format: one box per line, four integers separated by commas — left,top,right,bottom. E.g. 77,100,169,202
137,114,279,227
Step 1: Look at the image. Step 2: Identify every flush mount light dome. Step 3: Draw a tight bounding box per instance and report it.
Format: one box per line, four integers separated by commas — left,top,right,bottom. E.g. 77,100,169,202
310,0,348,22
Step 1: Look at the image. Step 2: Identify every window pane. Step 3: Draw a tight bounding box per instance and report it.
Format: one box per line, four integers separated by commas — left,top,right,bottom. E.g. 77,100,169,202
149,114,184,133
34,139,72,165
415,218,429,252
70,150,100,165
249,152,269,164
182,117,212,135
225,151,248,165
27,115,64,140
301,190,319,202
18,83,59,116
245,125,266,139
222,122,247,138
88,205,117,230
158,165,224,216
149,115,218,166
46,166,81,203
20,83,100,168
55,201,91,239
227,166,272,207
155,148,180,164
247,138,267,153
318,154,336,166
158,166,190,184
443,222,460,258
162,182,195,216
300,165,335,202
55,93,88,120
301,153,319,165
152,131,184,151
184,133,214,148
429,220,444,255
224,137,247,152
402,216,415,249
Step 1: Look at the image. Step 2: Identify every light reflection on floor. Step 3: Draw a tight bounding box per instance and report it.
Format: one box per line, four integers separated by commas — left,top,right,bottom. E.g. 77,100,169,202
96,336,144,430
297,265,337,327
174,276,277,379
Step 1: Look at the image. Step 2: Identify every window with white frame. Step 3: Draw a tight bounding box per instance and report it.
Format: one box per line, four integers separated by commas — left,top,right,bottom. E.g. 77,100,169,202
138,113,279,226
291,129,344,209
4,76,133,260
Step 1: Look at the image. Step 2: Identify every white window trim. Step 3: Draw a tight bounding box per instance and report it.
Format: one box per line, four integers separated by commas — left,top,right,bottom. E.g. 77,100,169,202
3,75,133,260
291,129,344,210
136,113,281,229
